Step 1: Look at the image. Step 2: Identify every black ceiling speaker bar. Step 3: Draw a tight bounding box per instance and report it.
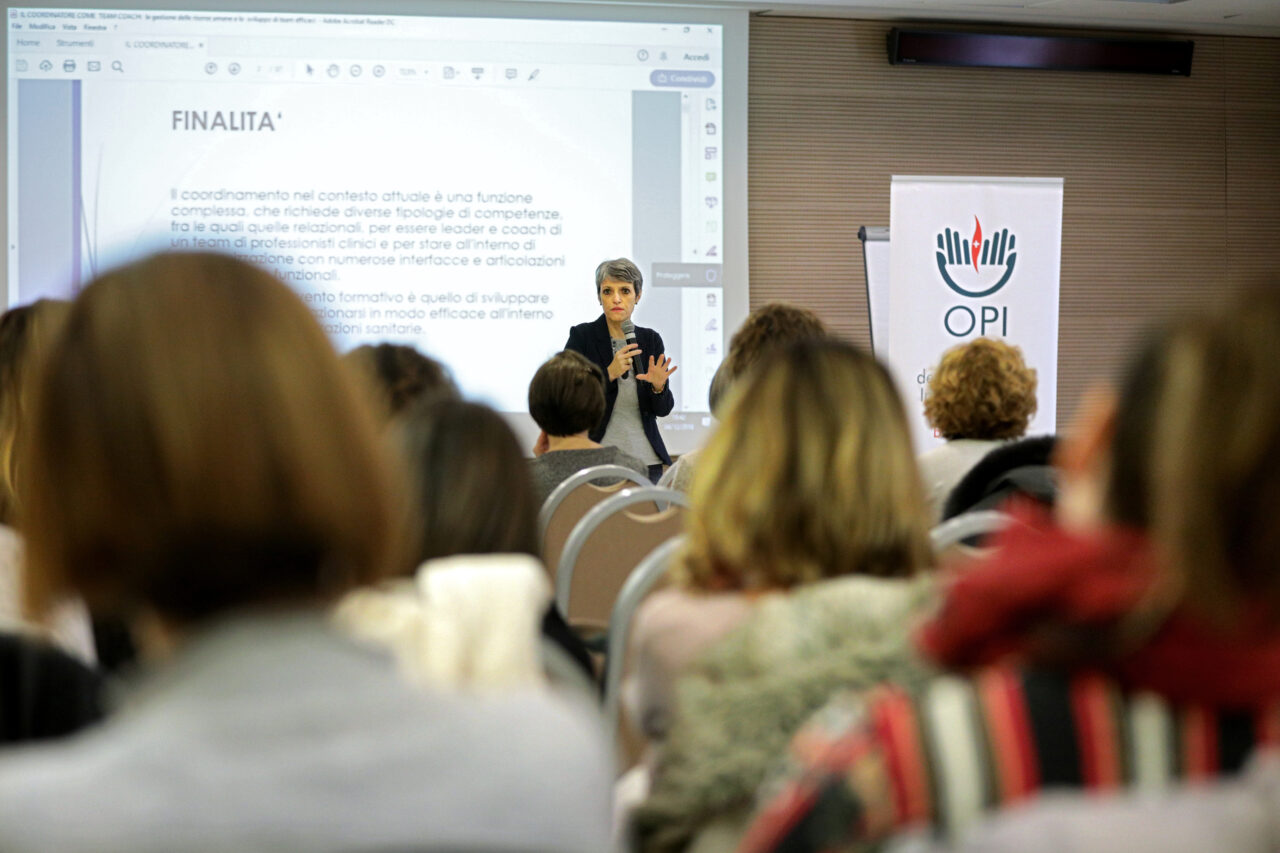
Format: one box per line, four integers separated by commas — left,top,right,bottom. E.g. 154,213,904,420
887,28,1194,76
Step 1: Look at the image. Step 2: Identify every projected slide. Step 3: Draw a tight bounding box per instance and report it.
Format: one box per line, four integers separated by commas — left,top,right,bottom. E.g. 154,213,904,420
6,7,730,437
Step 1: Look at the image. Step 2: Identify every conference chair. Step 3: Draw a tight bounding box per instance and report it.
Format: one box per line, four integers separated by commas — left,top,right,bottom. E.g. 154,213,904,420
538,465,650,586
930,509,1015,555
601,535,685,752
554,487,687,635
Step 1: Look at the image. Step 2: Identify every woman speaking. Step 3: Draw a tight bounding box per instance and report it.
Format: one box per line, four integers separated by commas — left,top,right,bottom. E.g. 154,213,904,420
564,258,677,483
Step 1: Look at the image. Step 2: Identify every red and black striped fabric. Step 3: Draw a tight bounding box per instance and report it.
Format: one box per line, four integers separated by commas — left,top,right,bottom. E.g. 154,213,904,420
738,666,1280,853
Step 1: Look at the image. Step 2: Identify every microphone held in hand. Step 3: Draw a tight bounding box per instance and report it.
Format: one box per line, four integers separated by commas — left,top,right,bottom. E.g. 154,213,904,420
621,320,638,379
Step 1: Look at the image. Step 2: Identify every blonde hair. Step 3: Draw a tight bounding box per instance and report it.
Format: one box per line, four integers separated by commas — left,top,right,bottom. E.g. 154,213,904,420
21,253,406,622
679,339,932,591
0,300,71,524
925,337,1037,440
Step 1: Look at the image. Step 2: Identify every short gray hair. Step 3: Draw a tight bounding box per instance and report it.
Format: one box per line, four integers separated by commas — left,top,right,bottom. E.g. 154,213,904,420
594,258,643,298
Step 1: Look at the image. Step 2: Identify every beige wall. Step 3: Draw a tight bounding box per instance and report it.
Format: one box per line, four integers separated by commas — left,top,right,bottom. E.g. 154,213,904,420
748,17,1280,429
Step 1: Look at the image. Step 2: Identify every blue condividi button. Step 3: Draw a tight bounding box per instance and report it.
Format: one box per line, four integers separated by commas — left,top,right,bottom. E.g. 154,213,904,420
650,70,715,87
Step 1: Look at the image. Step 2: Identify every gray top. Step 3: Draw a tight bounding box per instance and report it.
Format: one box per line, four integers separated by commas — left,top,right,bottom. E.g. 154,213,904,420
530,445,651,504
0,611,613,853
602,337,662,466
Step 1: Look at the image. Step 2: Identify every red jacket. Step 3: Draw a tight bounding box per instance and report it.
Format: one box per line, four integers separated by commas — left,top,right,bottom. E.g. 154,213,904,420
919,505,1280,707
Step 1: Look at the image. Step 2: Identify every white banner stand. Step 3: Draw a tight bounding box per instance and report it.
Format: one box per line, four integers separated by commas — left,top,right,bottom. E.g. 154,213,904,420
887,176,1063,452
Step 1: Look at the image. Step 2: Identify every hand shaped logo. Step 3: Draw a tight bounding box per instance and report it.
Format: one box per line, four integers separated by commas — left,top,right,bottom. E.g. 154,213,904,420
935,216,1016,298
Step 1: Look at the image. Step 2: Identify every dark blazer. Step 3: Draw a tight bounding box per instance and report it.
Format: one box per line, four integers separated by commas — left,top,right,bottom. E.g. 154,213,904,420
565,314,674,465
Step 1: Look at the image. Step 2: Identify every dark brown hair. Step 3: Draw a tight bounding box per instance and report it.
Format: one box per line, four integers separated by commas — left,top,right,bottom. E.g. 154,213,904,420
343,343,457,424
528,350,606,437
398,399,539,564
21,253,404,622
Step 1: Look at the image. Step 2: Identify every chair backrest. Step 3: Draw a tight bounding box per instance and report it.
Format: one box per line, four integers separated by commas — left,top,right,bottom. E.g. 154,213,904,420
930,509,1015,553
555,487,688,631
602,535,685,747
538,465,651,582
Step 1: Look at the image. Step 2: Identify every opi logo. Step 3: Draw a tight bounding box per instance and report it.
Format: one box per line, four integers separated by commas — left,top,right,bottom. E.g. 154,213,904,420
935,217,1017,298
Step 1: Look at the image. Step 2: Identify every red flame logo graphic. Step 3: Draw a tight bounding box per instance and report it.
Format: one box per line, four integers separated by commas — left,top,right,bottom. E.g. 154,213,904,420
971,216,982,272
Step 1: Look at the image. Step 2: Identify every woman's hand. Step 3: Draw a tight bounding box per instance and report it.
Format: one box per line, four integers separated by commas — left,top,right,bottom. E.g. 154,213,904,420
608,343,642,381
638,354,678,393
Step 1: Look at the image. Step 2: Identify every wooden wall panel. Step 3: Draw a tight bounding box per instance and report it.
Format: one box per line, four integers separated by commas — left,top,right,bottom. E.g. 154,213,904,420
1225,38,1280,288
748,17,1280,430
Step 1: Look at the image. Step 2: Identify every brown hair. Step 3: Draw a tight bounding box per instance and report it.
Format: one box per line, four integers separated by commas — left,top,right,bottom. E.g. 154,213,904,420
0,300,70,525
710,302,827,416
680,339,932,591
925,337,1038,440
21,252,404,622
528,350,606,437
342,343,457,424
398,399,539,564
1115,289,1280,624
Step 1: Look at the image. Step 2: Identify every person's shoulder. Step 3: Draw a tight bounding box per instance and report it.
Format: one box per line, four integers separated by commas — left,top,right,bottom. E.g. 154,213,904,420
438,689,614,824
636,586,752,639
0,723,130,848
661,451,699,490
568,315,606,338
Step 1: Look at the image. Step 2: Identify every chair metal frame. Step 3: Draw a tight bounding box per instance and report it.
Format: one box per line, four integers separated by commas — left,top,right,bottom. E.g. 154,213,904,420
554,486,688,618
930,509,1016,552
601,535,685,744
537,464,650,541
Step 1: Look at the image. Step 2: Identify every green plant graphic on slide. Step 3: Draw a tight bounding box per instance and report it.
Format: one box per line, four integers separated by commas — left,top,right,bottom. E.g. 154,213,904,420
936,216,1016,298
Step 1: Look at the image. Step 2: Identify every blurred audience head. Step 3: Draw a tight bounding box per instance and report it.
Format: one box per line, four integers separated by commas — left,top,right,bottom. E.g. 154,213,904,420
528,350,606,438
399,398,539,565
1101,288,1280,623
342,342,457,425
20,252,403,625
0,299,71,525
710,302,827,417
681,339,932,591
925,337,1037,440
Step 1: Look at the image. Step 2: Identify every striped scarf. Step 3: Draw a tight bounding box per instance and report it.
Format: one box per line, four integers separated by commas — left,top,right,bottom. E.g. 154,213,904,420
740,666,1280,852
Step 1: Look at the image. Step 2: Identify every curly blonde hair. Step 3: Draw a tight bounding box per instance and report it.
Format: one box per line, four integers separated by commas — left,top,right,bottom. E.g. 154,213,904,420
678,339,932,591
924,338,1037,440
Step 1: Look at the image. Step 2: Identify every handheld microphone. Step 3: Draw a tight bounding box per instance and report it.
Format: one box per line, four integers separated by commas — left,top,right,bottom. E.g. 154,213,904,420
621,320,638,379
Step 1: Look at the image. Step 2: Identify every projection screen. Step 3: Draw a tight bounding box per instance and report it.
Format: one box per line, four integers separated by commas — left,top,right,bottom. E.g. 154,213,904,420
4,0,748,453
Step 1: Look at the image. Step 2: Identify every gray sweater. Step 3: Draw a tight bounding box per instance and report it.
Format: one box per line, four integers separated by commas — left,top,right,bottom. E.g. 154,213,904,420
529,446,650,504
0,612,613,853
